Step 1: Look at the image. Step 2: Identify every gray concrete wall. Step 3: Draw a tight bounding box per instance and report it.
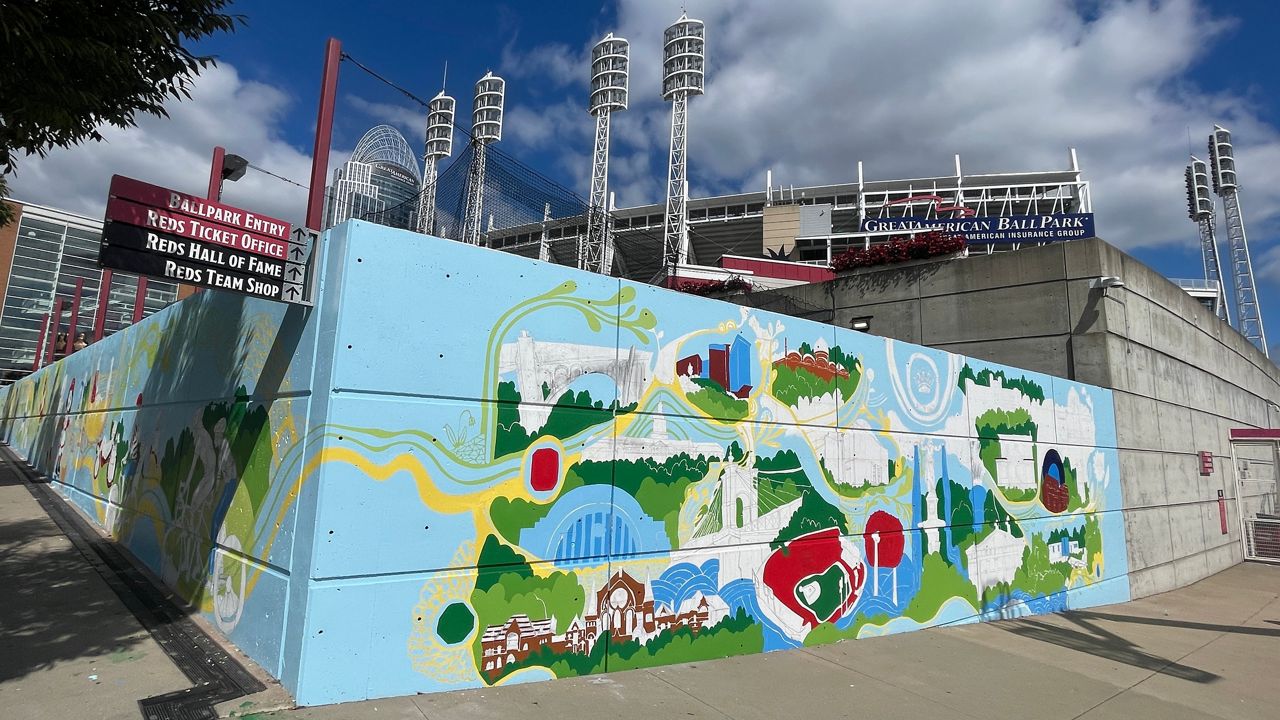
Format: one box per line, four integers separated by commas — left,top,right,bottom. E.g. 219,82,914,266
734,238,1280,597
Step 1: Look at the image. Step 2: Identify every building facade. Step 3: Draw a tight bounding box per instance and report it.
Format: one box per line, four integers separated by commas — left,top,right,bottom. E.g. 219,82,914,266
486,149,1091,285
323,124,423,231
0,201,179,379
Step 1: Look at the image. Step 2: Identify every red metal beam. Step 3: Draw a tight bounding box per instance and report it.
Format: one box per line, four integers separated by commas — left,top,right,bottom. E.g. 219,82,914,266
305,38,342,231
32,312,49,371
67,278,83,352
132,277,148,324
1229,428,1280,440
46,298,63,365
208,145,226,202
92,269,112,343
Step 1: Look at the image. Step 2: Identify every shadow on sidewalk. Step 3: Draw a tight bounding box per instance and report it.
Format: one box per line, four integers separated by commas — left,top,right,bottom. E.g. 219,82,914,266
1000,612,1220,683
0,515,155,682
1071,609,1280,638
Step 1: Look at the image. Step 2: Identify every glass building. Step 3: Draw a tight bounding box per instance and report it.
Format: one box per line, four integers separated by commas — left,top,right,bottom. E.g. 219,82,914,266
323,124,423,231
0,201,179,379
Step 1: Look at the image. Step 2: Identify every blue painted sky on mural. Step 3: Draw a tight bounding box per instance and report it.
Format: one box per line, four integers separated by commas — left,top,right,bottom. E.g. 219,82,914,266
12,0,1280,351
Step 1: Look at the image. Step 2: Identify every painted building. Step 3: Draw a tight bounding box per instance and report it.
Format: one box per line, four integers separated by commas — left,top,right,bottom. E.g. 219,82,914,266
994,434,1038,490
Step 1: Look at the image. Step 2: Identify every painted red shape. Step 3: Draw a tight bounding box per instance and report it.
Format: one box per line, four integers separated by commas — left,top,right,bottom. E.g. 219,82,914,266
864,510,905,568
529,448,559,492
762,528,865,628
1041,477,1069,513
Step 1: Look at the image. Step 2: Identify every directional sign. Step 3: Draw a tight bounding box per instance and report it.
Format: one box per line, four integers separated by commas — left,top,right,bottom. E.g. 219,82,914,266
287,227,317,263
99,244,288,302
100,175,313,306
106,196,287,260
110,175,291,240
102,222,285,280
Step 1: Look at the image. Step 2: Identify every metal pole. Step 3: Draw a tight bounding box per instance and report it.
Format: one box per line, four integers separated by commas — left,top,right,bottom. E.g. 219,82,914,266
305,38,342,231
92,269,112,342
132,277,147,324
32,312,49,371
46,298,63,365
208,145,226,202
67,278,83,352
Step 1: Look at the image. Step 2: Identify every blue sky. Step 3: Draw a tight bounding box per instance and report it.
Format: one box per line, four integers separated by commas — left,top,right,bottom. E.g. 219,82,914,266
15,0,1280,353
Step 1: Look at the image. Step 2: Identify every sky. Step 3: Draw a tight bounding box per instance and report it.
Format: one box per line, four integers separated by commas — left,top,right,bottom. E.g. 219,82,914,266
12,0,1280,351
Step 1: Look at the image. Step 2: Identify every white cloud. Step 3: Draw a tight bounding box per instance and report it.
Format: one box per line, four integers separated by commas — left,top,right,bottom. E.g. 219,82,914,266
497,0,1280,268
10,63,326,229
345,95,427,144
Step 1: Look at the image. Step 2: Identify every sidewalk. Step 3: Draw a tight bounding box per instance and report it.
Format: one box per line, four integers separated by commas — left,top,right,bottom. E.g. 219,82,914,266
0,449,284,720
2,448,1277,720
0,457,191,720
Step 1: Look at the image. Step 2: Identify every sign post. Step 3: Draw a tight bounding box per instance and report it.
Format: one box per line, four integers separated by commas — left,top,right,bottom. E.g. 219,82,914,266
100,175,315,306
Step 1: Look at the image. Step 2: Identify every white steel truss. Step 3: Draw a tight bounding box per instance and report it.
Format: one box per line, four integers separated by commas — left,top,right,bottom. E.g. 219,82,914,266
582,112,612,272
1196,216,1230,323
663,95,690,271
416,155,440,236
1221,191,1268,354
461,142,487,245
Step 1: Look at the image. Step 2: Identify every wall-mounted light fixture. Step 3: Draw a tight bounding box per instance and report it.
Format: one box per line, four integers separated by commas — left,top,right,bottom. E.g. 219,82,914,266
1089,276,1125,297
850,316,872,332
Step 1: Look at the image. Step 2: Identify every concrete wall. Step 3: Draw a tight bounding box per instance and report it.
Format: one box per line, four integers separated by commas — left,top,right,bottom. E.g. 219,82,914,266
0,224,1131,706
736,238,1280,597
0,286,326,681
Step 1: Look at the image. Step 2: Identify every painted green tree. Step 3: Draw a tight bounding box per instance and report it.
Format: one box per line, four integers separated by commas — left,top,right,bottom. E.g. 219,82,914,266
685,377,749,421
494,381,633,457
470,536,587,670
958,364,1046,402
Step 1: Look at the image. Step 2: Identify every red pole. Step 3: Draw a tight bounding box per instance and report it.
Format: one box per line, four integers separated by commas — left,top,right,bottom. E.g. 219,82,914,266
67,278,83,352
46,298,63,366
208,145,226,202
132,276,147,324
306,37,342,231
32,312,49,371
93,269,112,342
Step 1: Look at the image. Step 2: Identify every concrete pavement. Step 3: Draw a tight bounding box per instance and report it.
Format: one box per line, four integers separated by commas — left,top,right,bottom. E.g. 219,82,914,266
0,458,191,720
2,447,1277,719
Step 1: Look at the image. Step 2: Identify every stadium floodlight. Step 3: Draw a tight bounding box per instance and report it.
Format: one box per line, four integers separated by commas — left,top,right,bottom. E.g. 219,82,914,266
1207,125,1237,194
462,72,505,245
416,90,455,236
661,13,705,281
1208,125,1267,356
581,33,630,275
1185,156,1228,322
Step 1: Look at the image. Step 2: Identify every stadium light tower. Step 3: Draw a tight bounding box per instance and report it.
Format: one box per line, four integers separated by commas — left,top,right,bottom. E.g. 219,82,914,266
416,90,455,236
661,14,705,281
582,33,630,274
1209,125,1268,356
462,72,505,246
1185,156,1229,323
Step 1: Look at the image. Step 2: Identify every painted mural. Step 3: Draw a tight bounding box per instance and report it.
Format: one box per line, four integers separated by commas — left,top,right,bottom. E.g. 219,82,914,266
0,293,313,676
0,224,1130,705
293,227,1129,703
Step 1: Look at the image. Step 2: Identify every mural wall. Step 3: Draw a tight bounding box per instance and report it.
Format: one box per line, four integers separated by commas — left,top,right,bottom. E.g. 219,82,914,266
292,224,1129,704
0,222,1129,706
0,290,322,679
